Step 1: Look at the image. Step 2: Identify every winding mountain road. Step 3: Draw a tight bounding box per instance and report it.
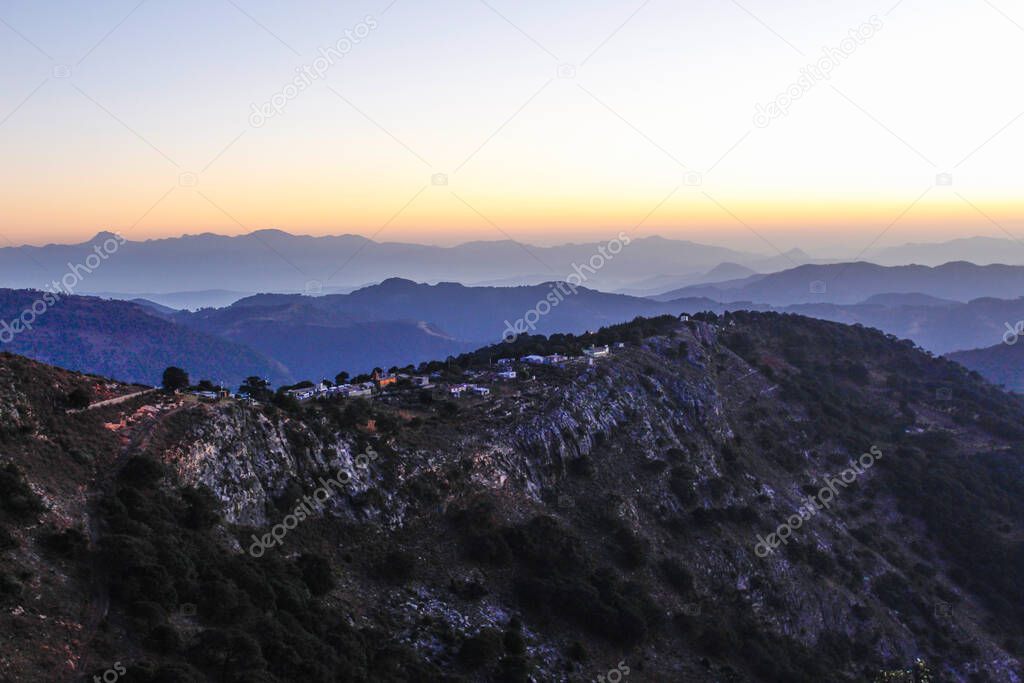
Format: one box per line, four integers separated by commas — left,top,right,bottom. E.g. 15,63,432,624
69,388,157,413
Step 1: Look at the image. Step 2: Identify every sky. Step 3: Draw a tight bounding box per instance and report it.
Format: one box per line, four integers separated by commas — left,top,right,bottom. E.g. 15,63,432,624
1,0,1023,257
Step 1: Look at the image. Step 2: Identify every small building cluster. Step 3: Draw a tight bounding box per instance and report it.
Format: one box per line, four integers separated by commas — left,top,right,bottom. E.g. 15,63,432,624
448,383,491,398
517,347,607,366
190,389,231,400
284,371,434,402
285,382,371,401
275,343,621,404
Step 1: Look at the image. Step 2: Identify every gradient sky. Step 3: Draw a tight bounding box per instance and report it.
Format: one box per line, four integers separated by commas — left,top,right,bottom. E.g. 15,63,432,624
1,0,1023,256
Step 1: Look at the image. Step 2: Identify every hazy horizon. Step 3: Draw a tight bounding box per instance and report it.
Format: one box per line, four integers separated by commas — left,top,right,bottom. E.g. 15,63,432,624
4,227,1024,263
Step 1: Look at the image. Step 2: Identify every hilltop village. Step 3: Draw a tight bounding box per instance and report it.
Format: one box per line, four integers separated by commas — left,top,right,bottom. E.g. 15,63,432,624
245,344,620,405
174,313,705,410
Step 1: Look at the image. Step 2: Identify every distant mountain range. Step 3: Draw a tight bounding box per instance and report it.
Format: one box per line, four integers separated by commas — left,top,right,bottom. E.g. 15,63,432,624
0,281,708,386
947,342,1024,392
173,287,479,382
868,236,1024,267
781,296,1024,354
0,231,761,298
658,261,1024,305
12,231,1024,306
615,261,761,297
0,290,289,387
182,278,703,345
7,256,1024,389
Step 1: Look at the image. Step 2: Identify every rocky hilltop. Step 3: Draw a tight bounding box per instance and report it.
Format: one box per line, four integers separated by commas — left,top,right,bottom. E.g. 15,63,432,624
0,313,1022,682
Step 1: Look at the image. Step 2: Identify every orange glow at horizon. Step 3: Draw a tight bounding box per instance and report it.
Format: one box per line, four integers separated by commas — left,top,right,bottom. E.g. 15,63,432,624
3,188,1021,249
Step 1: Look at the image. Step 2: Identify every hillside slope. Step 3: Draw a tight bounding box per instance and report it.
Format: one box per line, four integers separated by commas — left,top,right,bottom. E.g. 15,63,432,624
186,278,710,346
176,295,475,379
662,261,1024,305
948,341,1024,393
0,314,1022,681
0,290,290,387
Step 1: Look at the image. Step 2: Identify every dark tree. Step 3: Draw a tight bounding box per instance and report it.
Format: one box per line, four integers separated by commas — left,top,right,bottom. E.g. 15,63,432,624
297,554,335,596
162,366,190,392
66,386,92,409
272,389,302,413
238,376,273,402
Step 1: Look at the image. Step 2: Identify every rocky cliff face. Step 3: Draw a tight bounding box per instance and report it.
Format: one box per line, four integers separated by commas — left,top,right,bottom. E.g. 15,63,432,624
162,404,352,526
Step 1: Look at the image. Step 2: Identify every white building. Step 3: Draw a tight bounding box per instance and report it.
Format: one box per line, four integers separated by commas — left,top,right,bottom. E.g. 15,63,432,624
522,355,546,364
583,345,610,358
498,370,517,380
340,384,373,398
